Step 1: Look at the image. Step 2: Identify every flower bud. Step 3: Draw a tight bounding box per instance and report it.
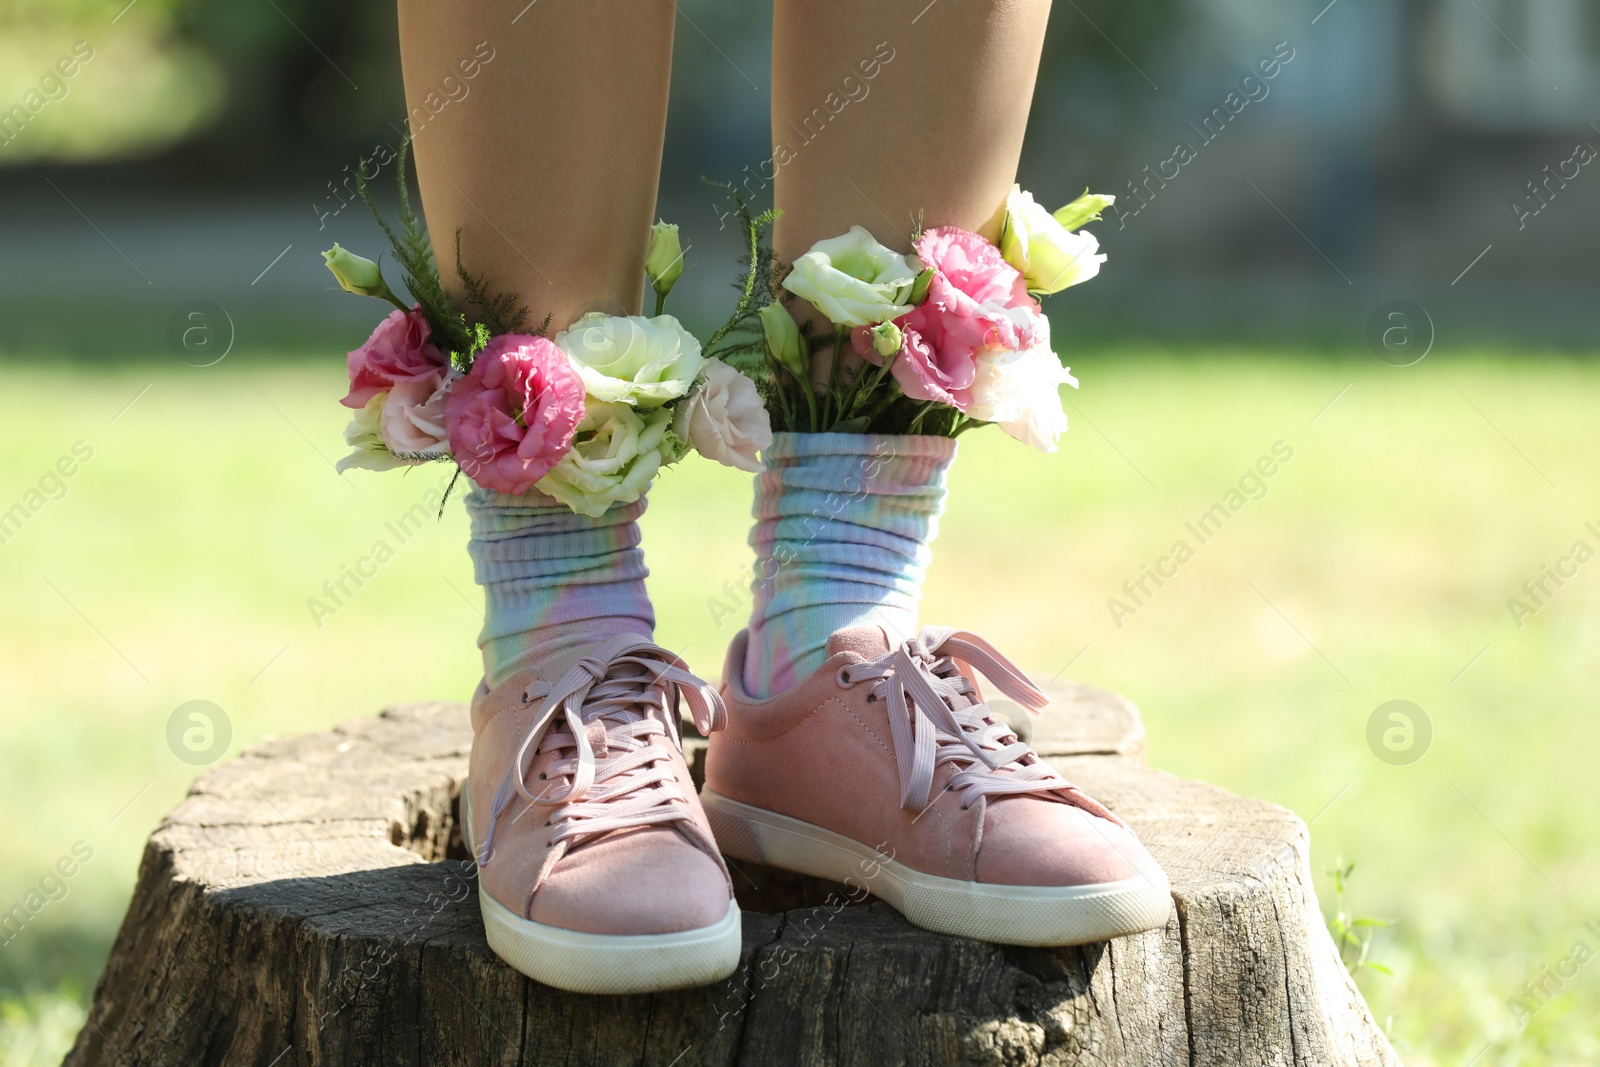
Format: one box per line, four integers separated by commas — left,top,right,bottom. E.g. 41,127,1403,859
1052,190,1116,232
322,243,392,299
869,321,903,357
759,300,807,378
644,221,685,296
908,267,935,306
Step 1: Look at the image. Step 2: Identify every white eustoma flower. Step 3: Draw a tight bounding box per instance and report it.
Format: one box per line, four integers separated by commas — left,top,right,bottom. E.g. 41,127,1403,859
672,359,772,473
536,400,675,517
999,185,1107,295
967,316,1080,453
337,393,407,472
781,226,921,328
556,312,704,407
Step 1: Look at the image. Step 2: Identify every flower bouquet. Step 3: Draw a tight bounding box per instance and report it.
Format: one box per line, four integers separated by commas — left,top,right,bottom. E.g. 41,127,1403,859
702,182,1113,451
322,141,771,516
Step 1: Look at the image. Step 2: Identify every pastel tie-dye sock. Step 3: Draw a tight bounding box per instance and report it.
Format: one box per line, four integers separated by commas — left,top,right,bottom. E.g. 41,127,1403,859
466,485,655,689
742,432,957,698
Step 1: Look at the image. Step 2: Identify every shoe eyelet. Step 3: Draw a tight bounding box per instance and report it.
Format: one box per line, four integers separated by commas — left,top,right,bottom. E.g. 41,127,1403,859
836,667,855,688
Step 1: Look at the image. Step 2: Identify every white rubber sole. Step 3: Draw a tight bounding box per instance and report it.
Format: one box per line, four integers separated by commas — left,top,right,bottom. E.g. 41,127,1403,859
701,788,1171,947
461,781,742,994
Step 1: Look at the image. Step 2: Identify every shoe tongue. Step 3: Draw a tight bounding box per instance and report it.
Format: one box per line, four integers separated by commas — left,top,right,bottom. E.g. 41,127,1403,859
826,624,893,660
532,635,664,692
584,719,611,758
531,644,600,689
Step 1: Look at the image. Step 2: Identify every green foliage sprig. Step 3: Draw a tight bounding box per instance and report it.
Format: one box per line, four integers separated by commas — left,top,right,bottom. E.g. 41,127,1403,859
703,180,873,436
702,179,783,374
336,130,551,514
1325,859,1394,977
351,132,535,373
352,135,468,355
454,230,539,338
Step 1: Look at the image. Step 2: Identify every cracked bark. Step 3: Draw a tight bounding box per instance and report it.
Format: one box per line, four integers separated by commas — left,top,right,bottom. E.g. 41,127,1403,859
64,685,1397,1067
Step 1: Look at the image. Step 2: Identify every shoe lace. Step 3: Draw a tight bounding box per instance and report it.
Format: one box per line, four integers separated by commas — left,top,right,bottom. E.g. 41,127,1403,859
476,635,726,889
840,626,1122,823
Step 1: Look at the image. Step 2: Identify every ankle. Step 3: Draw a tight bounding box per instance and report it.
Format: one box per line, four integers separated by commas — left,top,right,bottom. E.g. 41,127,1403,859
740,432,955,697
468,485,655,688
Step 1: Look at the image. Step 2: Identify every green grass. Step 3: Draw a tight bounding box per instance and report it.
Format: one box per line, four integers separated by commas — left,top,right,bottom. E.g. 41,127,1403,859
2,348,1598,1066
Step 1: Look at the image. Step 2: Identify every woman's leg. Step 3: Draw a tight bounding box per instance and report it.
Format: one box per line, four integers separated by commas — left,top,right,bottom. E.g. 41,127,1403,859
397,0,677,687
706,2,1171,952
742,0,1054,696
399,0,675,328
771,0,1052,263
397,5,740,993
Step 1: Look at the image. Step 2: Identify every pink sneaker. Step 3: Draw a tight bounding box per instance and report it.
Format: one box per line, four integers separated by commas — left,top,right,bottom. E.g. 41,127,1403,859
703,625,1171,946
462,635,741,993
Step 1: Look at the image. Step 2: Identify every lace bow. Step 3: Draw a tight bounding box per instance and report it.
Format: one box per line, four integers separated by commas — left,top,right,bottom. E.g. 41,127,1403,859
841,626,1119,824
476,635,725,880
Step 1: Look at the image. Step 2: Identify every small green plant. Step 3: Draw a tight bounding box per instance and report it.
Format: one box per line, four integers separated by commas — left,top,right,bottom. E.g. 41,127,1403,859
1325,858,1393,976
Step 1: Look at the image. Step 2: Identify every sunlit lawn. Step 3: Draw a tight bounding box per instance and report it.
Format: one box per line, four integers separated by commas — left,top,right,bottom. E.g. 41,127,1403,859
2,348,1598,1066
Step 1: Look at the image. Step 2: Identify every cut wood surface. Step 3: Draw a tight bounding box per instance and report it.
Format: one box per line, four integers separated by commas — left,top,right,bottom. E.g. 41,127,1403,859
66,682,1399,1067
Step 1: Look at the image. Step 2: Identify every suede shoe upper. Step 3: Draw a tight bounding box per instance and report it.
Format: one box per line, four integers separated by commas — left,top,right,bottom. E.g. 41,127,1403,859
467,635,734,936
708,625,1166,890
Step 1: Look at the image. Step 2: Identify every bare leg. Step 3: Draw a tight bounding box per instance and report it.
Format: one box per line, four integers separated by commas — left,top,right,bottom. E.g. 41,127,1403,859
401,4,747,993
397,0,675,327
771,0,1052,268
742,1,1053,695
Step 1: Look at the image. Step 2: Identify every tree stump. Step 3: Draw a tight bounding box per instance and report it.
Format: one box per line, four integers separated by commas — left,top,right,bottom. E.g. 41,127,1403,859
65,682,1399,1067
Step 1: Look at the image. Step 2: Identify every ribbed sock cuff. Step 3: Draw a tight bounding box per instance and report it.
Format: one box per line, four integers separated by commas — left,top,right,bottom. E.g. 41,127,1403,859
466,484,654,688
742,432,956,697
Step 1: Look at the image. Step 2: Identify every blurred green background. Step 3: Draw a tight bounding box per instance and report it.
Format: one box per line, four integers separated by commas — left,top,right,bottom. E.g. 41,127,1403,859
2,0,1598,1065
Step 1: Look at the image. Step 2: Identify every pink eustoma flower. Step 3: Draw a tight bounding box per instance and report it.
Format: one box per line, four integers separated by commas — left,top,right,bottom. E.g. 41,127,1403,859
854,226,1041,410
342,307,448,408
444,334,586,495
